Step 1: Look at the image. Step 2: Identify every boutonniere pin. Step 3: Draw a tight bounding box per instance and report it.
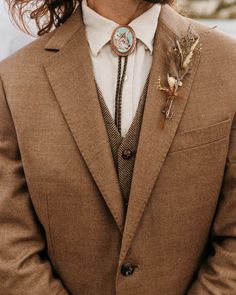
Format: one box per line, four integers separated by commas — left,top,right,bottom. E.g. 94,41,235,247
157,25,201,129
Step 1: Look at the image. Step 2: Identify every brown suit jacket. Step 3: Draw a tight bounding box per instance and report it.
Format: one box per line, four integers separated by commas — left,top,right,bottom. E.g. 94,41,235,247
0,4,236,295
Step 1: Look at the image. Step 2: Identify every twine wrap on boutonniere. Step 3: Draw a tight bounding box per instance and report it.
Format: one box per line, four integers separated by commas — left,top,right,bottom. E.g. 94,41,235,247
158,25,201,129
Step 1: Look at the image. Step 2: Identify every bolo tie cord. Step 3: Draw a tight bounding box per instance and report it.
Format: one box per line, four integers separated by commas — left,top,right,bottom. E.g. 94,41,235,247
115,55,128,134
110,25,136,135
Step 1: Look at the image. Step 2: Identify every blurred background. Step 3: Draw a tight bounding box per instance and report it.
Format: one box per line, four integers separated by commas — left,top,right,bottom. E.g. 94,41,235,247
0,0,236,61
0,0,35,60
178,0,236,37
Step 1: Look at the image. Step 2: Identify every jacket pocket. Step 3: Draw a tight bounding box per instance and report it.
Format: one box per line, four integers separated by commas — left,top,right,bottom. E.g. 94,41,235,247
168,117,232,154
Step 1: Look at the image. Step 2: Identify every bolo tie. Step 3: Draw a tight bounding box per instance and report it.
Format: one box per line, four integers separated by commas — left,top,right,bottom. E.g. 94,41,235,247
110,25,137,135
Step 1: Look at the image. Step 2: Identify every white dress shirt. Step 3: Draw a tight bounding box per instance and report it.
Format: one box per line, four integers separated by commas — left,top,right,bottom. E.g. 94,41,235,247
82,0,161,137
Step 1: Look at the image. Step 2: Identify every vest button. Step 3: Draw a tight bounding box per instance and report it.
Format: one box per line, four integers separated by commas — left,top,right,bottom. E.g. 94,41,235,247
120,263,135,276
122,149,133,160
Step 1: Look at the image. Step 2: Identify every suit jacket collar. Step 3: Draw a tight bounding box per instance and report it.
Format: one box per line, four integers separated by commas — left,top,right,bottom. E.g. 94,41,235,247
43,4,202,262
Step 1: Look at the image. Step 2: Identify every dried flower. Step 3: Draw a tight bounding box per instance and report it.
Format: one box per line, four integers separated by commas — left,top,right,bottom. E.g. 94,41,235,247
158,25,201,129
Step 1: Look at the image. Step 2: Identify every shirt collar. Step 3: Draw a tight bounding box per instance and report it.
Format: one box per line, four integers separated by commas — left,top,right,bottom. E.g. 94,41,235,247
82,0,161,57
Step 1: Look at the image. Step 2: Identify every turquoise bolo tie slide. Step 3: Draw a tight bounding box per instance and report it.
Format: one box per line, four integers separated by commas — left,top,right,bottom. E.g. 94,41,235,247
110,25,137,57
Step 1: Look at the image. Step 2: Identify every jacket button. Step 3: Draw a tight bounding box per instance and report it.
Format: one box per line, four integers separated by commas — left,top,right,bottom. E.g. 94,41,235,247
122,149,133,160
121,263,135,276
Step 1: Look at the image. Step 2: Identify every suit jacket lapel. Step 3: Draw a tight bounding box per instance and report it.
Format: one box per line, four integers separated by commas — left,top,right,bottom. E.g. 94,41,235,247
119,4,202,263
43,6,126,234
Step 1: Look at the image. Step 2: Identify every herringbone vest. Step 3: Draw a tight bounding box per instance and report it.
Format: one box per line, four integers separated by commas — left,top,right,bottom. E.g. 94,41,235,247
95,78,149,212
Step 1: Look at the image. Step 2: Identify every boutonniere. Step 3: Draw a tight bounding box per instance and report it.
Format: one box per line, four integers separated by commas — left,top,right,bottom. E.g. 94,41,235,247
157,25,201,129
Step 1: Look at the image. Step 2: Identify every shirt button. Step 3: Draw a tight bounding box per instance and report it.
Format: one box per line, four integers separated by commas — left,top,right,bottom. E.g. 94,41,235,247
124,200,128,210
121,263,135,276
124,74,128,81
122,149,133,160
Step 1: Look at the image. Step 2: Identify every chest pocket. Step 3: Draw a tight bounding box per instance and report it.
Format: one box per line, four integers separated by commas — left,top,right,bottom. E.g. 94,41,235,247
168,117,232,154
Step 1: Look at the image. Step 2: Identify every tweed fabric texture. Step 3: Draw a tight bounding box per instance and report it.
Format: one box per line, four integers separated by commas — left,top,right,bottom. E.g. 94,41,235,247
96,77,149,204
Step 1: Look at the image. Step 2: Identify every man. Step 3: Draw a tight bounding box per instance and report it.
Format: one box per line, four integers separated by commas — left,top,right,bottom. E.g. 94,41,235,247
0,0,235,294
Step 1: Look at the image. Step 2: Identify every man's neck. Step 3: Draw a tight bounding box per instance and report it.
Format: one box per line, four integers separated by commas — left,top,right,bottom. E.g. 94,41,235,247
87,0,154,25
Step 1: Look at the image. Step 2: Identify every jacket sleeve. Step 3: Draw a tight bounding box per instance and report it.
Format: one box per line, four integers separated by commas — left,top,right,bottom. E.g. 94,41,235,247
0,77,69,294
187,112,236,294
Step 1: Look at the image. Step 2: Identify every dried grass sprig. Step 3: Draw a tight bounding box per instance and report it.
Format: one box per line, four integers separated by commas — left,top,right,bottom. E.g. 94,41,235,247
158,25,201,129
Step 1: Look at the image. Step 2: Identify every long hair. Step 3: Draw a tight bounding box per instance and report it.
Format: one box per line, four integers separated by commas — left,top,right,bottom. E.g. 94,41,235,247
5,0,175,36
